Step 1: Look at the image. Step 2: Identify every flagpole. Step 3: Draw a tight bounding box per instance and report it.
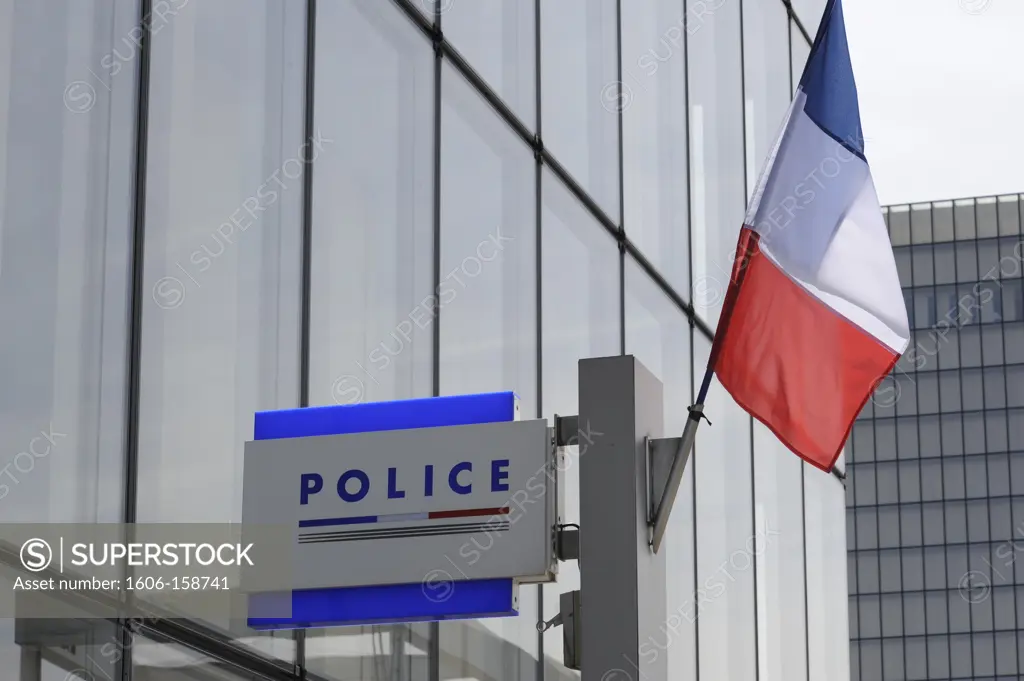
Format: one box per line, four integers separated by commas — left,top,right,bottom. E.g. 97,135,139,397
650,365,714,553
650,235,759,553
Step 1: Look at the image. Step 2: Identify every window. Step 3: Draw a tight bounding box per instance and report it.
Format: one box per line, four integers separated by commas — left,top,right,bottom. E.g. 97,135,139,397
444,0,536,128
687,0,745,326
621,0,691,293
541,0,619,217
901,505,923,548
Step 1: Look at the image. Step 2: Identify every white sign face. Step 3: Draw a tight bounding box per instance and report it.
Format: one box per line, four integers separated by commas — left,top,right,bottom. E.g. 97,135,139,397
241,419,558,592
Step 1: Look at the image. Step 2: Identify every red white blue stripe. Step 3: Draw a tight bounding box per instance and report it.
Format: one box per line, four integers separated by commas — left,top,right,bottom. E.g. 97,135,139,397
298,505,511,529
711,0,909,472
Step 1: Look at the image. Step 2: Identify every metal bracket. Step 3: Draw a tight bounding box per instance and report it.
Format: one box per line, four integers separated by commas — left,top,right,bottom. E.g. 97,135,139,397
647,403,706,553
646,436,682,523
537,591,581,671
553,414,580,448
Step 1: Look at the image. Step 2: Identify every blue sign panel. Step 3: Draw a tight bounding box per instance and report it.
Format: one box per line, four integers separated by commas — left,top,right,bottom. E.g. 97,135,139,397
246,392,521,630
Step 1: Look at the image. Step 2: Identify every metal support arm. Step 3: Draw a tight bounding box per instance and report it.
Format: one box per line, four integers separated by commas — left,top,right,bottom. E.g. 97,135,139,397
648,404,706,553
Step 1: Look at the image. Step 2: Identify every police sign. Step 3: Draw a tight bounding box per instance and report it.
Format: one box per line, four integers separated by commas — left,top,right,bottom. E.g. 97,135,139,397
241,392,560,627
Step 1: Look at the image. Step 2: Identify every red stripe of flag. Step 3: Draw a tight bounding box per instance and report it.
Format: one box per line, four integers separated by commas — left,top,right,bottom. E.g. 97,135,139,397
428,506,510,520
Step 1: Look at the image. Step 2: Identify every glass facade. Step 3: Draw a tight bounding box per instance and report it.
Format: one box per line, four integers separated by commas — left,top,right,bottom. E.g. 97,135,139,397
849,195,1024,681
0,0,848,679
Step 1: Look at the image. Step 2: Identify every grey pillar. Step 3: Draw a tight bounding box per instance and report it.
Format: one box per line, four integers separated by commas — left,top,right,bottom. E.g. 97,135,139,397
578,356,667,681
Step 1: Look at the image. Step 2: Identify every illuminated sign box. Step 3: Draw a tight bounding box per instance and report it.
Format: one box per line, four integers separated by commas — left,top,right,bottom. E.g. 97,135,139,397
242,392,559,630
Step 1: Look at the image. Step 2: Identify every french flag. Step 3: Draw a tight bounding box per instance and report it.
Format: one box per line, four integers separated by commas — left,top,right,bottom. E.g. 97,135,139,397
709,0,909,472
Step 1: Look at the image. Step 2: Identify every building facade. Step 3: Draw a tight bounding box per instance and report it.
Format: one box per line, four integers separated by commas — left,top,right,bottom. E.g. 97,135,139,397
849,195,1024,680
0,0,849,680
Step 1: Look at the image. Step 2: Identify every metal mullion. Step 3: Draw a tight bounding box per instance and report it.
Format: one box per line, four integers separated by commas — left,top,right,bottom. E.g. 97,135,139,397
1007,194,1022,678
121,0,154,677
295,0,318,671
906,203,934,680
682,2,702,679
534,0,544,677
909,233,933,679
778,0,813,45
788,14,813,681
428,1,443,679
947,200,967,677
615,0,626,354
737,1,761,678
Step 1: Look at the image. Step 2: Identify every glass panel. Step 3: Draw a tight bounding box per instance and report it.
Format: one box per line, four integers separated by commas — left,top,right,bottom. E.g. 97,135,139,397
694,334,756,681
905,592,926,635
306,1,434,674
309,0,433,408
899,461,921,503
882,638,904,680
620,0,690,294
988,453,1010,496
444,0,535,129
876,462,899,504
0,0,136,674
1004,279,1023,321
749,416,808,679
943,458,966,499
131,630,287,679
879,506,900,549
955,200,977,241
1007,322,1024,364
1001,236,1024,278
0,0,136,520
540,0,619,218
906,636,927,681
927,635,950,677
922,503,944,545
879,550,902,592
978,197,999,238
856,464,876,505
1010,366,1024,408
1011,408,1024,450
859,595,881,638
876,419,897,460
996,630,1018,675
934,242,956,284
934,202,955,242
806,464,850,681
540,168,620,677
956,239,979,280
890,207,911,248
901,506,923,548
625,259,695,681
912,246,934,286
997,195,1021,235
949,634,972,677
437,60,538,680
946,501,967,543
965,456,989,498
926,595,948,635
984,367,1007,409
979,238,1001,284
136,0,304,655
742,0,790,200
921,459,943,501
938,370,961,412
687,0,745,326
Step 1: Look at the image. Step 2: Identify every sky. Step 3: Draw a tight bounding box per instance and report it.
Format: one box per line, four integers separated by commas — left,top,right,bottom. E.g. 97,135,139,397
843,0,1024,206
